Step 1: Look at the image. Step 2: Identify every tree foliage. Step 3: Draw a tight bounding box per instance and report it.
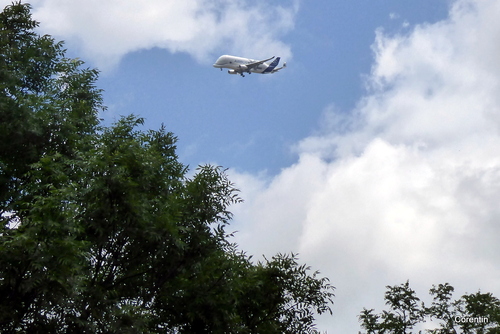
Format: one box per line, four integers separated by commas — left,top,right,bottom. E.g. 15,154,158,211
359,282,500,334
0,3,334,333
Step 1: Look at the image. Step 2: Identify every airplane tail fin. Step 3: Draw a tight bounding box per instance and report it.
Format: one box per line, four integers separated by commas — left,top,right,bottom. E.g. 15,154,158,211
269,57,280,68
264,57,280,73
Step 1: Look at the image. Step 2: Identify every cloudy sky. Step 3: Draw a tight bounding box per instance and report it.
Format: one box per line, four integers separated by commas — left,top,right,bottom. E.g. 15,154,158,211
5,0,500,331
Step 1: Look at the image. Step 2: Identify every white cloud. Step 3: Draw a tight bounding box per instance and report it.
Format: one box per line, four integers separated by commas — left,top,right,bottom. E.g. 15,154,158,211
230,0,500,331
389,12,400,20
22,0,298,69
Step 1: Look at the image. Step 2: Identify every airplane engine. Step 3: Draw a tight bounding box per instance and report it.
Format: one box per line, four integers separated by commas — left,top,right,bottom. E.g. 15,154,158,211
228,70,238,74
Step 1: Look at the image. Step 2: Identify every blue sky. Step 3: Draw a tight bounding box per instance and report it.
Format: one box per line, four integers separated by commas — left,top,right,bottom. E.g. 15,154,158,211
7,0,500,332
92,0,450,175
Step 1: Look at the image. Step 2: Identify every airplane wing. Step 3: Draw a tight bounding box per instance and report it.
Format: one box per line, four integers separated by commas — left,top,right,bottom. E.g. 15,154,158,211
244,56,275,70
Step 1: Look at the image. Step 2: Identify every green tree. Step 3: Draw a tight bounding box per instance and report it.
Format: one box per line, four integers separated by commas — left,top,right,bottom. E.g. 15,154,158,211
0,1,101,212
426,283,460,334
456,292,500,334
359,281,424,334
359,282,500,334
0,3,334,333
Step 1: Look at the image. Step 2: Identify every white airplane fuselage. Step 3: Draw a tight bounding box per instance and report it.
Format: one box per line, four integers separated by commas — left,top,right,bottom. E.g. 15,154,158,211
213,55,285,77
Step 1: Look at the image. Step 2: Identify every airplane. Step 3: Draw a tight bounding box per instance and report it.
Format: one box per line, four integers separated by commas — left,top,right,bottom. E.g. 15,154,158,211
213,55,286,77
